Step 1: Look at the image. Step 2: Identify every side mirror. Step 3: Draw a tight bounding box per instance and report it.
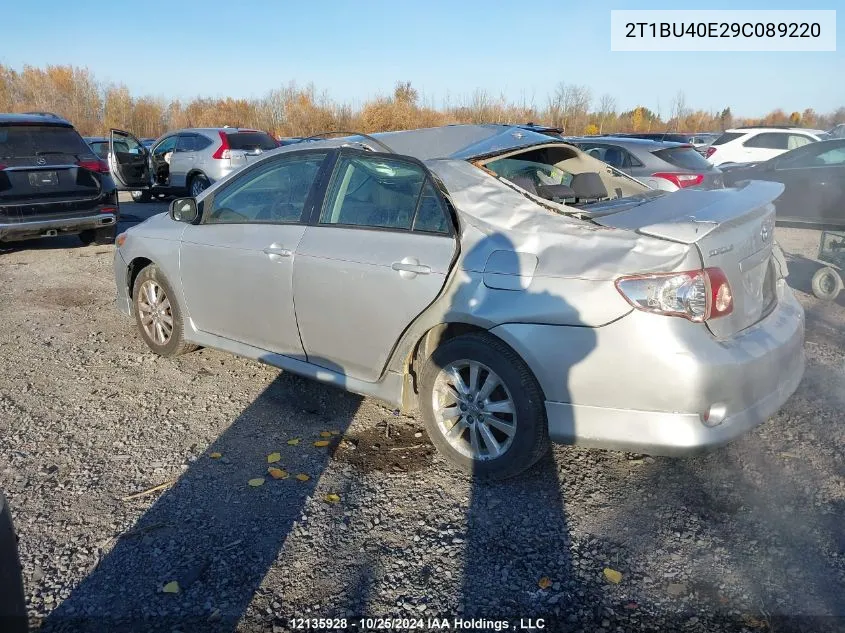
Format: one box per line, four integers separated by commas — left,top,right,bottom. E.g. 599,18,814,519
169,197,199,223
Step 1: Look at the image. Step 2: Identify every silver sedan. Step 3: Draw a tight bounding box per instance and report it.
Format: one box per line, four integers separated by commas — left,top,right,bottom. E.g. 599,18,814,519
113,125,805,479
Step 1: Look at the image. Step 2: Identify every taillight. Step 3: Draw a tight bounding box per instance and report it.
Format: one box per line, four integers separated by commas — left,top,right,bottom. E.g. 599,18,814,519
99,206,118,214
705,146,717,159
615,268,733,322
211,131,231,160
77,158,110,173
652,172,704,189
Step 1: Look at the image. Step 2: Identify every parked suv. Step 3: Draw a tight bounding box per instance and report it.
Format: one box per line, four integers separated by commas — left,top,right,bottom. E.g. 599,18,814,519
567,136,723,191
109,127,279,202
705,127,820,166
0,113,119,244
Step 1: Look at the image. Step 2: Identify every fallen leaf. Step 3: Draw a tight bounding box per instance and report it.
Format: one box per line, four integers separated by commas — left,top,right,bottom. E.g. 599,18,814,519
248,478,265,487
268,468,288,480
741,614,768,629
624,601,638,610
330,430,340,435
209,452,222,459
162,581,180,593
313,440,330,447
267,452,281,464
324,493,341,503
319,431,332,438
295,473,310,482
603,568,623,584
537,577,552,590
667,582,687,596
286,438,301,446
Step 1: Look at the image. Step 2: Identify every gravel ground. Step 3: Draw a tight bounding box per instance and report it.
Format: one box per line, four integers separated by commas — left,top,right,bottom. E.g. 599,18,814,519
1,199,843,633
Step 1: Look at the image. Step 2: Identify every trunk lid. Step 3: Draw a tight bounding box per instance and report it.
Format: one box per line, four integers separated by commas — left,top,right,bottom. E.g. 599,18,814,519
592,180,784,338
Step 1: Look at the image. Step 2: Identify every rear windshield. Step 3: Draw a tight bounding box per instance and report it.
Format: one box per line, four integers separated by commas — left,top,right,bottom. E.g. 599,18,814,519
652,146,714,170
225,132,278,151
0,125,91,158
711,132,743,146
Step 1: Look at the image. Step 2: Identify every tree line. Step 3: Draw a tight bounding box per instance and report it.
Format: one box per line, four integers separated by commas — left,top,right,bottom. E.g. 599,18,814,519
2,65,843,138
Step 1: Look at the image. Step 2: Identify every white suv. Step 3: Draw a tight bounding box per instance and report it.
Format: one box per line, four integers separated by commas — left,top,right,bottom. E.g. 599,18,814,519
705,127,820,166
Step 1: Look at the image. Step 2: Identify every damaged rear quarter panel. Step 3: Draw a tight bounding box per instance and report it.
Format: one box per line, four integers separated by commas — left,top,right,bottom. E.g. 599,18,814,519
425,159,698,328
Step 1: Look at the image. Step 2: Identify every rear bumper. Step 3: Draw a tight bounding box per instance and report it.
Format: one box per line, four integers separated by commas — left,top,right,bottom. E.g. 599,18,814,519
0,212,118,242
491,282,806,455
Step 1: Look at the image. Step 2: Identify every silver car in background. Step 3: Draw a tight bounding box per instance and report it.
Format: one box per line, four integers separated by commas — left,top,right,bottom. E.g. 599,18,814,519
108,127,278,202
567,136,724,192
112,125,805,479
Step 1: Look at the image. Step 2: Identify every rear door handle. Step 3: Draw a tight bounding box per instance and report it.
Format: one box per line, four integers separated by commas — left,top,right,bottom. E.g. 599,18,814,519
263,244,292,260
392,257,431,278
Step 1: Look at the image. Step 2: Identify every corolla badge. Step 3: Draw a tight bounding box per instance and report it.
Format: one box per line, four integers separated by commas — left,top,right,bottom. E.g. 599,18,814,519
36,157,47,165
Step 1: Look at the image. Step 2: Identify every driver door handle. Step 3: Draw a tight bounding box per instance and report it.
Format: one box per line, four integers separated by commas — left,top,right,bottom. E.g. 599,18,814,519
263,244,292,260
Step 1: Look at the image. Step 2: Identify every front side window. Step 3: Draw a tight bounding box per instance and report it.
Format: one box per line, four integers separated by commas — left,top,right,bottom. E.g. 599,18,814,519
205,152,326,225
320,154,430,230
152,136,178,157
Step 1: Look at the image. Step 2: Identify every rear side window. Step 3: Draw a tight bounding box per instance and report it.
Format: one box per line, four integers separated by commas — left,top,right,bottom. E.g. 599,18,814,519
712,132,743,146
652,146,714,170
225,132,278,151
743,133,789,150
0,125,91,158
320,154,428,230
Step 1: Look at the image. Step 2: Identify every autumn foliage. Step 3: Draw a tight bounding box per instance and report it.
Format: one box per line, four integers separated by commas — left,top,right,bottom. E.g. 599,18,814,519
1,65,843,138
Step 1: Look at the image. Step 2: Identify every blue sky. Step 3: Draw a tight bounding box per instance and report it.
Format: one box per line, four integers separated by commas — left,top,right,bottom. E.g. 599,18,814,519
1,0,842,116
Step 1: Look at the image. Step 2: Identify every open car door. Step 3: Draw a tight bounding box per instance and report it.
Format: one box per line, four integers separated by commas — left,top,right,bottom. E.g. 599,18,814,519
108,129,151,190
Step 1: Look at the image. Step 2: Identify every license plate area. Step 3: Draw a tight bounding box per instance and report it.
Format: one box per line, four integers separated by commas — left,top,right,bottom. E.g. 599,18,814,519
29,171,58,187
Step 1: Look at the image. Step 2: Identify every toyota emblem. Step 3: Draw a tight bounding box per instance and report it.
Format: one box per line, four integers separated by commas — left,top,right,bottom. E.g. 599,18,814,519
761,223,771,243
36,157,47,165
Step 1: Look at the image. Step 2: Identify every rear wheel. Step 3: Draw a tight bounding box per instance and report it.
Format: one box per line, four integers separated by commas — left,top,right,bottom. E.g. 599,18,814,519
419,332,549,480
132,265,197,357
79,226,116,245
130,190,152,203
189,174,210,197
811,266,843,300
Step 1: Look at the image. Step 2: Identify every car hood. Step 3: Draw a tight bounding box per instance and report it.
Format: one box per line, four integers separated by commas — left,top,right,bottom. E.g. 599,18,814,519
127,211,184,240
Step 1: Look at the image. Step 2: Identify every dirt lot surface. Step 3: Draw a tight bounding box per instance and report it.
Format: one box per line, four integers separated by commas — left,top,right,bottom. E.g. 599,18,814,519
1,199,843,632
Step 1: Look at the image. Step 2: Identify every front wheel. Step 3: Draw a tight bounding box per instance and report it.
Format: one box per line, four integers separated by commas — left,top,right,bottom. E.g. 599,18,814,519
132,265,198,357
419,332,550,480
811,266,843,301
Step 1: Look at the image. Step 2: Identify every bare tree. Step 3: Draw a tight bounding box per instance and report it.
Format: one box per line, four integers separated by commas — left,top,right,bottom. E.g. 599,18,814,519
670,90,688,131
597,94,617,134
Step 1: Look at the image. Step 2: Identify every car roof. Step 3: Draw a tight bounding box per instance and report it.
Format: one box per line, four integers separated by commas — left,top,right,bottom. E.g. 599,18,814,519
365,124,572,160
565,136,689,149
725,127,820,134
84,136,107,143
0,112,73,127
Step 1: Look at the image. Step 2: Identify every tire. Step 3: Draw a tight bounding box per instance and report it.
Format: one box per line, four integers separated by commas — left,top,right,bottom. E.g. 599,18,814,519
811,266,843,301
419,332,550,480
130,190,152,203
132,264,198,357
79,226,116,245
189,174,210,198
0,493,27,633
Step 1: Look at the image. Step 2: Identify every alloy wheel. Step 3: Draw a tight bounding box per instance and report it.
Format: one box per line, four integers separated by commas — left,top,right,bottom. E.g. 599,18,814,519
137,280,173,345
431,359,517,460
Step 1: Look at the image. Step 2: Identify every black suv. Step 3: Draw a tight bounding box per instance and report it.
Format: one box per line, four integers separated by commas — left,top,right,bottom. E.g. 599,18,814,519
0,113,119,245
